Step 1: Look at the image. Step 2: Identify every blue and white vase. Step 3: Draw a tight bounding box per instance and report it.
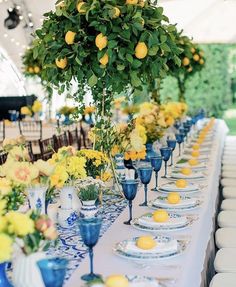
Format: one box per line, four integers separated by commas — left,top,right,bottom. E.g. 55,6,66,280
60,186,74,209
80,200,98,218
57,208,78,228
0,262,12,287
27,186,47,214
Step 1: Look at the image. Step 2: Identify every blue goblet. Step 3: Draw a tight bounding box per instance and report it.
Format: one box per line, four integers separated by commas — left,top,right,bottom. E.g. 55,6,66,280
150,155,162,191
121,179,139,225
167,139,177,166
175,133,184,156
78,217,102,282
37,257,68,287
138,167,153,206
160,147,172,178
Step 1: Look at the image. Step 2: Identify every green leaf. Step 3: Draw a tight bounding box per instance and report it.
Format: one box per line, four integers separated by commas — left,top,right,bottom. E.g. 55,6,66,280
108,40,118,49
160,43,171,52
160,35,167,43
88,74,97,87
75,57,82,66
130,71,141,87
117,64,125,71
126,54,133,63
132,59,142,69
148,46,159,56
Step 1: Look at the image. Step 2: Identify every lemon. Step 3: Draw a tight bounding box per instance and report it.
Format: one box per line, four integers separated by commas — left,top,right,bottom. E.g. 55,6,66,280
136,236,156,250
99,53,109,66
182,57,190,66
188,159,199,166
126,0,138,4
105,275,129,287
34,66,40,74
95,33,108,50
193,54,200,61
199,59,204,65
77,2,86,13
197,138,204,145
187,67,193,73
55,57,68,69
135,42,148,59
190,47,195,53
175,179,188,188
153,209,169,222
113,7,120,18
167,192,180,204
200,51,204,57
192,144,200,150
65,31,76,45
191,150,200,158
28,67,34,73
181,167,192,176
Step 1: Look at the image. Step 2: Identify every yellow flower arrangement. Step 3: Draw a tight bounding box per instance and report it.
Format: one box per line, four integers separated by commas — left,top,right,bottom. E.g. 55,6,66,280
99,171,112,182
84,106,96,115
20,106,32,116
50,165,69,188
67,156,87,179
6,211,35,237
32,100,42,113
161,102,188,121
34,160,55,177
0,178,11,196
8,146,30,162
0,233,13,262
0,216,7,232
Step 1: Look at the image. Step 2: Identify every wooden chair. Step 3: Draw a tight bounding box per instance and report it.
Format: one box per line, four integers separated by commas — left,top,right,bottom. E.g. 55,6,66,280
38,137,56,160
80,122,92,149
0,121,5,142
67,128,81,150
53,132,69,152
18,120,42,141
0,150,8,165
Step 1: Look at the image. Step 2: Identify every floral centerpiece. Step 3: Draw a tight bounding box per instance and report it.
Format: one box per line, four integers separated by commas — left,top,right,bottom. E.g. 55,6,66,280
20,100,42,118
0,210,57,287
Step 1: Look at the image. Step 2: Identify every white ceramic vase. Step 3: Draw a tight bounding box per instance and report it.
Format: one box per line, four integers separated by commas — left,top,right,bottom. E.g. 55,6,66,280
57,207,78,228
12,251,46,287
80,200,98,218
27,186,47,214
60,186,74,209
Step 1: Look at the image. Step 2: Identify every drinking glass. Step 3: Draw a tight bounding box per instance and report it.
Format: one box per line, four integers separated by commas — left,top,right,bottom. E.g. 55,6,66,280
175,133,184,156
37,257,68,287
167,139,176,166
121,179,139,225
160,147,172,178
138,167,152,206
78,217,102,282
150,155,162,191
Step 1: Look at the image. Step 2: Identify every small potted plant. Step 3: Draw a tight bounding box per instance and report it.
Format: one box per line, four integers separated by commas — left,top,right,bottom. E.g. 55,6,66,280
78,184,99,218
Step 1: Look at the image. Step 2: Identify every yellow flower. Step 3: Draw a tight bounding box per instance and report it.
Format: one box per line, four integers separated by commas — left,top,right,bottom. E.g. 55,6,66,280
84,106,95,115
20,106,32,116
2,138,17,148
0,233,13,263
113,96,126,109
8,146,30,161
165,115,175,127
94,159,102,167
34,160,55,177
7,162,39,185
158,112,167,128
139,102,155,115
32,100,42,113
6,211,35,237
50,165,68,188
100,171,112,182
111,145,120,157
67,156,87,179
0,216,7,232
0,178,11,196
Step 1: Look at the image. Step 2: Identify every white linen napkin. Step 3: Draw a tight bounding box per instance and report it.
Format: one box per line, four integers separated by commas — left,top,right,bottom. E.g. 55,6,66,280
125,238,178,254
138,215,187,228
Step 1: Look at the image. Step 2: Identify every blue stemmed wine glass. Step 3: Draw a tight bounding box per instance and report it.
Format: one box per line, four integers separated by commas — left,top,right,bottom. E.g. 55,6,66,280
175,133,184,156
37,257,68,287
160,147,172,178
138,167,153,206
78,217,102,282
150,155,162,191
121,179,139,225
167,139,177,166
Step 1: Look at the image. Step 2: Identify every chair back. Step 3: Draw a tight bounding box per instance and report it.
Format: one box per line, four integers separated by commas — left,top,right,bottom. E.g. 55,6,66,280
53,132,69,152
67,128,81,150
0,150,8,165
0,121,5,141
18,120,42,140
38,137,55,160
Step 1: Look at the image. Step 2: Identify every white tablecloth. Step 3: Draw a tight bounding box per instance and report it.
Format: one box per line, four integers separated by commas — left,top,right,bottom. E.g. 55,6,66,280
66,120,228,287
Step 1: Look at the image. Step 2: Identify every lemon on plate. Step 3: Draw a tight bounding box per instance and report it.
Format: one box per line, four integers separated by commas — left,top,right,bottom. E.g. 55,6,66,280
192,144,200,150
136,236,156,250
105,275,129,287
175,179,188,188
188,159,199,166
181,167,192,176
191,150,200,158
153,209,169,222
167,192,181,204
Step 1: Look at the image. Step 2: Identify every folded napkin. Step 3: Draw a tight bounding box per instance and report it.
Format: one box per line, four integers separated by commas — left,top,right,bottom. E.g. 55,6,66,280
138,215,187,228
153,197,196,208
126,238,178,254
171,171,204,180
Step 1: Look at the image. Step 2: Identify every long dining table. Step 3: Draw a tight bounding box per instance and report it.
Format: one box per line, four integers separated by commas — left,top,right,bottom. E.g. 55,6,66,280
63,119,228,287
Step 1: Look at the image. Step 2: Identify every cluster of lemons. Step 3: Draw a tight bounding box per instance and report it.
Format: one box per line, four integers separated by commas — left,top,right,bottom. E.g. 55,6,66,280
55,0,148,70
27,66,41,74
182,46,205,73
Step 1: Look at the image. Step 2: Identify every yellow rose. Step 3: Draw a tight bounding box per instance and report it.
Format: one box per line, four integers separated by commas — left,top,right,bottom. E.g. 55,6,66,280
34,160,55,177
50,165,68,188
32,100,42,113
100,172,112,182
0,178,11,196
6,211,35,237
8,146,30,161
0,233,13,263
8,162,39,185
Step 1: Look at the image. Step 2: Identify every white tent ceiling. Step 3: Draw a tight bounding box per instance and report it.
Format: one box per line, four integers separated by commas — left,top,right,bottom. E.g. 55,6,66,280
0,0,236,96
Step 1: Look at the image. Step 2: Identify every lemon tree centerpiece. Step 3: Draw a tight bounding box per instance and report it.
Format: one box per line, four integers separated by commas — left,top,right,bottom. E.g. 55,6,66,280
30,0,182,148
